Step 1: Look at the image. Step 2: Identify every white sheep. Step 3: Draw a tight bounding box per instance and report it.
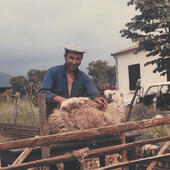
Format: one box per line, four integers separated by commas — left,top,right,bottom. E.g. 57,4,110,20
48,90,126,134
141,144,159,157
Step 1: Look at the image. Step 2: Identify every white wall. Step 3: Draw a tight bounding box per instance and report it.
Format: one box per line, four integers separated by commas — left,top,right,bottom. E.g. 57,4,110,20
116,50,167,104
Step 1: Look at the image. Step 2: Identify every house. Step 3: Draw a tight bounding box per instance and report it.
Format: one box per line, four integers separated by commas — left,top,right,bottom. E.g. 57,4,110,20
111,44,170,105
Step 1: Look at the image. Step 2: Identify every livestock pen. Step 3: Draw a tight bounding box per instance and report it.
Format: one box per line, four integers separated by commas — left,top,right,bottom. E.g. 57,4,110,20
0,93,169,170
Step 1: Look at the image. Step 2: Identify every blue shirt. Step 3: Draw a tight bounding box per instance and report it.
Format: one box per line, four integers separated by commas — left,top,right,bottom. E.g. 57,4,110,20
39,65,100,115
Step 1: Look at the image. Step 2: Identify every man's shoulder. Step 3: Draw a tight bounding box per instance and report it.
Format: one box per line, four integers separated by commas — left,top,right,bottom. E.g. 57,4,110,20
78,70,90,79
48,65,64,72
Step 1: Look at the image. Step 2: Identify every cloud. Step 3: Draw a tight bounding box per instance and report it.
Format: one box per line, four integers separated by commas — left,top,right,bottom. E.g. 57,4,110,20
0,0,137,75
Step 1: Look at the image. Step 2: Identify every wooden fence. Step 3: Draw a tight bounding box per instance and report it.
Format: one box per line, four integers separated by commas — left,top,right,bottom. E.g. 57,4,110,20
0,123,39,139
0,93,169,170
0,96,7,102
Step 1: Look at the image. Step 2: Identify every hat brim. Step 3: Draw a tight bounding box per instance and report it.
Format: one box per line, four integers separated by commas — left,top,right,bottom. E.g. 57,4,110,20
64,45,85,54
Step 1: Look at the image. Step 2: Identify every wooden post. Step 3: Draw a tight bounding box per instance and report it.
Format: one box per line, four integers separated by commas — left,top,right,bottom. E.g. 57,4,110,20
147,141,170,170
12,136,39,166
12,96,18,124
0,154,1,168
121,133,127,170
12,147,33,165
127,80,140,121
38,93,50,170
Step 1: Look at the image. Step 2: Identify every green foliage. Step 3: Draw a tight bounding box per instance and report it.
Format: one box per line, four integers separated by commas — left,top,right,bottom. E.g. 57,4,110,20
27,69,46,83
27,69,46,106
87,60,116,88
121,0,170,76
9,76,28,94
9,69,46,106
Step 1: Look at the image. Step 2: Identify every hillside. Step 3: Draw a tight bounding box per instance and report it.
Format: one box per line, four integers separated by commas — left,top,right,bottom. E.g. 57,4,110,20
0,72,12,87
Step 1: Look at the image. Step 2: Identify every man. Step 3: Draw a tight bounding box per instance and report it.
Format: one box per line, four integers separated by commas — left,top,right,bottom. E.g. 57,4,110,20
39,44,107,116
39,45,107,170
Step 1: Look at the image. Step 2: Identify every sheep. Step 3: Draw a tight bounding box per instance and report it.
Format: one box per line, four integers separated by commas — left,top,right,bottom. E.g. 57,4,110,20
141,144,159,157
48,90,126,134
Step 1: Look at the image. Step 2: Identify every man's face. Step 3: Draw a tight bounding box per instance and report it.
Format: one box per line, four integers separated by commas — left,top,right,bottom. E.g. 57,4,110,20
64,52,83,72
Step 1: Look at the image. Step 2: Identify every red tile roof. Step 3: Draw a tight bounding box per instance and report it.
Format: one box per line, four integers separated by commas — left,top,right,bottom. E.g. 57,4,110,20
111,44,139,56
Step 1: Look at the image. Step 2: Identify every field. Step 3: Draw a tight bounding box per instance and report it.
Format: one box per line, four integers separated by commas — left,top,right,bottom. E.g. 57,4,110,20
0,99,39,126
0,99,170,142
0,99,39,141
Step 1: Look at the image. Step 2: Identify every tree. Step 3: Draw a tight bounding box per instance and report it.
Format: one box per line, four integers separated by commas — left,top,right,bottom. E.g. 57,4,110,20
9,76,28,95
27,69,46,96
87,60,116,89
27,69,46,83
27,69,46,106
10,69,46,106
120,0,170,76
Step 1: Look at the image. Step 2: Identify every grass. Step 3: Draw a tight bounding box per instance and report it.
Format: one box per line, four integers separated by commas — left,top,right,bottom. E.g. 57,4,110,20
0,99,39,126
128,103,170,140
0,99,39,142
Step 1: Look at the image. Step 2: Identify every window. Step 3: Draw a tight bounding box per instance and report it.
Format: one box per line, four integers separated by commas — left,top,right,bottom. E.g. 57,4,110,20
128,64,140,90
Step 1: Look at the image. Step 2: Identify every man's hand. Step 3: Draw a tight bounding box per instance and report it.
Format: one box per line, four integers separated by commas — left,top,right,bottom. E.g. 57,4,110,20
94,97,107,108
53,95,67,103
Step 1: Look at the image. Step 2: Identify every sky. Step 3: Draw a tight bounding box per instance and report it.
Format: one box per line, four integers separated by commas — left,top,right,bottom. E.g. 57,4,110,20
0,0,137,76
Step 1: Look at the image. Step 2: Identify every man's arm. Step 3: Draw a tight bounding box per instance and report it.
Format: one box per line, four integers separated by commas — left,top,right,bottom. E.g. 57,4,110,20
83,73,107,108
40,67,68,106
52,95,67,103
39,68,59,103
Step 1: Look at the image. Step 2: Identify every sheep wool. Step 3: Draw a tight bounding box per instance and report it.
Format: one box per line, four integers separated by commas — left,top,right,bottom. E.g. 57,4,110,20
48,90,126,134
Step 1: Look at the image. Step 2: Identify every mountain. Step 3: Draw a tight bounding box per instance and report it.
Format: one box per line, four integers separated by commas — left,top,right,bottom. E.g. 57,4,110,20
0,72,12,87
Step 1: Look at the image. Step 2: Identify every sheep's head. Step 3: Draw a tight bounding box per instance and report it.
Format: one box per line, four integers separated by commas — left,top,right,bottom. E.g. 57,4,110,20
104,90,122,103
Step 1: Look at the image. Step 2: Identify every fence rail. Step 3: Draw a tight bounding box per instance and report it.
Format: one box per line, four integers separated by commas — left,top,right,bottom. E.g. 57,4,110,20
0,93,169,170
0,123,39,139
0,116,169,169
0,96,7,101
0,116,170,152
